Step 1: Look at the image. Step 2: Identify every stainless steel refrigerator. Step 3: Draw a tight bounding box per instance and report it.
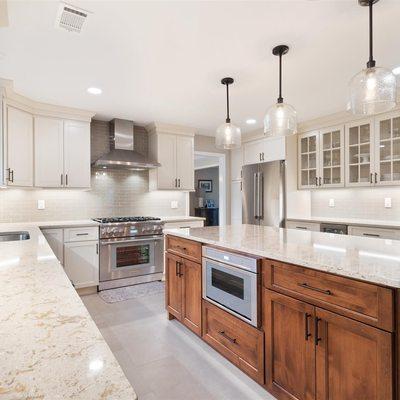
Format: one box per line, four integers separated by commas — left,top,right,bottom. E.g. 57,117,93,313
242,160,286,227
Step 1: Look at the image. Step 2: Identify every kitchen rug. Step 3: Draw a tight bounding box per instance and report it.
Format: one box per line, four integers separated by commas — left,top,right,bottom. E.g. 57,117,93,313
99,281,165,303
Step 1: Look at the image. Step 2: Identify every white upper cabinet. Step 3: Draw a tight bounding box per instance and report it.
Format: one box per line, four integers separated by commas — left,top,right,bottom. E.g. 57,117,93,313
149,125,195,191
176,135,194,190
34,116,64,187
6,106,33,186
230,147,242,181
243,136,285,166
345,118,374,187
64,120,91,188
298,131,320,189
374,112,400,185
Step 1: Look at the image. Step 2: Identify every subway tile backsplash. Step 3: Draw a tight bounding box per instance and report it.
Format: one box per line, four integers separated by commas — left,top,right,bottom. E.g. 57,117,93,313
0,169,187,222
311,187,400,221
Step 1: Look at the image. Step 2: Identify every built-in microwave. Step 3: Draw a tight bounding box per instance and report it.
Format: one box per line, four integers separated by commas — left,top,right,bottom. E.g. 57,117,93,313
202,246,261,327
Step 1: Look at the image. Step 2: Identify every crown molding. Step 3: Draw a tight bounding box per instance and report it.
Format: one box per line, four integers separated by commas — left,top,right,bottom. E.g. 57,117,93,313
146,122,197,137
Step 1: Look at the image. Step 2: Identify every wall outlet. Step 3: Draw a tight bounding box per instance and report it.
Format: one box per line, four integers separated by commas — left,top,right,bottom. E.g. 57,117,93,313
170,201,178,209
384,197,392,208
329,198,335,207
37,199,45,210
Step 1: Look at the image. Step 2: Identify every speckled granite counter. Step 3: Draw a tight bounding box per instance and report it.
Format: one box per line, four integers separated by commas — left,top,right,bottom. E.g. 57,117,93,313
165,224,400,288
0,223,136,399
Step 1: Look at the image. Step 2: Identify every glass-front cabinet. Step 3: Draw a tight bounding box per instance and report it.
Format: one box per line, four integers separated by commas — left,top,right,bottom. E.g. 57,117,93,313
374,112,400,185
298,126,344,189
345,119,374,187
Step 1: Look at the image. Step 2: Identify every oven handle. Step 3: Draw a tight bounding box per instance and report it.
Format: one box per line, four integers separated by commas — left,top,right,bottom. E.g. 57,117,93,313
100,236,163,245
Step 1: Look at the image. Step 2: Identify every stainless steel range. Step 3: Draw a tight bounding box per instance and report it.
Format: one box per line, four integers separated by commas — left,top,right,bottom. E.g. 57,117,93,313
93,216,164,290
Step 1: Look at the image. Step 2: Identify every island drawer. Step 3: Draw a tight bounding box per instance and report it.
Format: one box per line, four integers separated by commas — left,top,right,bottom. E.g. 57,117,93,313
202,300,264,384
263,259,394,331
64,226,99,243
165,235,201,262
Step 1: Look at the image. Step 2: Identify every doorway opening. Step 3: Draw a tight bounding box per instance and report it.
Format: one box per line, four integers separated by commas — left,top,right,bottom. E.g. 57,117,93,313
189,151,226,226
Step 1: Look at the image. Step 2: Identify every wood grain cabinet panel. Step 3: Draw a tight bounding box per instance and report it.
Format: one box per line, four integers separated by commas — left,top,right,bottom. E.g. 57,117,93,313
202,300,264,384
263,289,315,400
263,259,394,331
315,308,393,400
165,250,202,336
165,236,202,263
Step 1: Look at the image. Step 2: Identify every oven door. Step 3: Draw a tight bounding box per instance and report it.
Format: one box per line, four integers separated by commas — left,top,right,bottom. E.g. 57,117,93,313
100,236,163,282
203,257,258,326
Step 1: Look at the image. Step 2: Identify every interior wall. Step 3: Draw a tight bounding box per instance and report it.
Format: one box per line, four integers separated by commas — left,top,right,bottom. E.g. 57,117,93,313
190,166,219,215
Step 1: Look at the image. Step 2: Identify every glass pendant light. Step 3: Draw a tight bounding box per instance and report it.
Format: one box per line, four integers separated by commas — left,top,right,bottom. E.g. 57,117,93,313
264,45,297,137
216,77,241,150
349,0,397,115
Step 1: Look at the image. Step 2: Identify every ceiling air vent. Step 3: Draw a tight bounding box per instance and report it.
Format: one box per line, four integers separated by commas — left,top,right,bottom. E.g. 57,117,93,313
56,2,90,33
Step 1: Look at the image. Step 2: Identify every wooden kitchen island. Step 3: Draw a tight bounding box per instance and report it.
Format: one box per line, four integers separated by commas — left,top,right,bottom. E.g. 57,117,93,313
164,224,400,400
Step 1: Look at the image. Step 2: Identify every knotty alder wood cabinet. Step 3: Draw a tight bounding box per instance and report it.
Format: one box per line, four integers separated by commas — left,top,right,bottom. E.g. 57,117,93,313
165,235,397,400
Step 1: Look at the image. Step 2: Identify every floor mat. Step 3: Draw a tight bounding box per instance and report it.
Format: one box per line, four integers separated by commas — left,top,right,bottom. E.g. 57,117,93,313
99,281,165,303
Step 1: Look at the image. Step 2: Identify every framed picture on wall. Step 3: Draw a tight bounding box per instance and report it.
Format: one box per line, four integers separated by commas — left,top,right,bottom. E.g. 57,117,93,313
198,179,213,192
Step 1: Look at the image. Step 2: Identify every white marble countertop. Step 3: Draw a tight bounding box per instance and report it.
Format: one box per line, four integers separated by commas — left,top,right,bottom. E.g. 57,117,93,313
165,224,400,288
33,219,100,228
287,216,400,229
0,222,136,399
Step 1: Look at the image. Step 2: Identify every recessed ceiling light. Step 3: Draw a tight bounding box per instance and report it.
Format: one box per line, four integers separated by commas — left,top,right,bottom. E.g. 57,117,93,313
392,66,400,75
246,118,257,125
87,87,102,95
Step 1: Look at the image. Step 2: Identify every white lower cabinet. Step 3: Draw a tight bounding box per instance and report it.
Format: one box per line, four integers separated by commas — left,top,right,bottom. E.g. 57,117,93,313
348,226,399,240
285,220,321,232
64,240,99,289
42,228,64,264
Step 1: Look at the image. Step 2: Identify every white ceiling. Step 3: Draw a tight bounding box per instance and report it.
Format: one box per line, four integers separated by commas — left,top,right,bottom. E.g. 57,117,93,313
1,0,400,136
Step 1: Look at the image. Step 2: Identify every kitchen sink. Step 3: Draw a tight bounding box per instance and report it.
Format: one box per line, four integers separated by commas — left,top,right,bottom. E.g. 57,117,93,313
0,231,30,242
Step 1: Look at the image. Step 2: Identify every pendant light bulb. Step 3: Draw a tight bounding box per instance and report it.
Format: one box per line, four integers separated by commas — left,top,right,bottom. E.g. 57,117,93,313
348,0,397,115
264,45,297,137
216,77,241,150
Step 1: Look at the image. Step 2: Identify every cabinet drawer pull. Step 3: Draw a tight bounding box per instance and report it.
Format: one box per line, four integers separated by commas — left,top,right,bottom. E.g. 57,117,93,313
61,174,63,186
375,172,378,184
304,313,311,341
363,233,380,238
219,330,237,344
176,244,187,251
178,178,181,188
370,173,373,184
298,282,331,296
66,174,68,186
96,243,99,254
178,262,183,277
76,233,89,236
314,317,321,346
175,261,179,276
296,226,308,230
315,177,318,186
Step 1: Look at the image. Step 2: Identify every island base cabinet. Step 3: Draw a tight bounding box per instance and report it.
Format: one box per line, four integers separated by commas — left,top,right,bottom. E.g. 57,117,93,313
264,289,394,400
315,308,393,400
165,252,201,336
264,289,316,400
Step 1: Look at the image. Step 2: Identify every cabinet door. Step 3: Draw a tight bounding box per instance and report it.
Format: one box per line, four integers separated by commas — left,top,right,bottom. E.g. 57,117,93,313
298,131,320,189
243,138,264,165
157,134,177,189
176,135,194,190
345,119,374,187
34,116,64,187
230,180,242,224
182,259,201,336
6,106,33,186
374,111,400,185
315,308,392,400
64,240,99,288
165,252,183,320
319,125,344,188
41,228,64,265
264,289,315,400
64,120,91,188
231,147,242,181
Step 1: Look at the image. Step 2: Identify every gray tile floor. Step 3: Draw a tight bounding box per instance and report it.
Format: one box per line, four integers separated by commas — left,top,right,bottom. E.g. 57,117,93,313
82,291,275,400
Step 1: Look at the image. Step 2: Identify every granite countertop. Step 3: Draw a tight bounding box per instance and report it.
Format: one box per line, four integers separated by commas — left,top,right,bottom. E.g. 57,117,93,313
0,223,136,399
287,216,400,229
33,219,100,228
165,224,400,288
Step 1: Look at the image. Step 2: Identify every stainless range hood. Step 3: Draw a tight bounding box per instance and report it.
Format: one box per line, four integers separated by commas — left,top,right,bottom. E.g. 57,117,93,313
93,119,161,170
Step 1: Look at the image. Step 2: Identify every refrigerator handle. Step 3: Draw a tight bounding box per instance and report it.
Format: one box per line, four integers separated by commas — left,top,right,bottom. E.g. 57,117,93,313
258,172,264,220
253,172,258,219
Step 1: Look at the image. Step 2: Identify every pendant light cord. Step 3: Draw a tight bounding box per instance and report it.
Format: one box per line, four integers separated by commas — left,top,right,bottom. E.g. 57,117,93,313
278,53,283,103
225,83,231,123
367,0,376,68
